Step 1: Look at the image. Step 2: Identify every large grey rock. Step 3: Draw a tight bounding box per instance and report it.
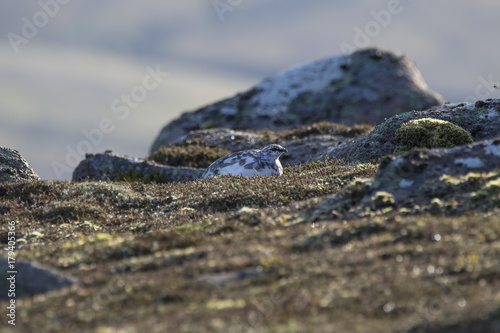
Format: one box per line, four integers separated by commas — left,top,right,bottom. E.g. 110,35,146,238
319,99,500,163
0,257,74,300
151,48,443,152
0,147,40,182
72,151,204,183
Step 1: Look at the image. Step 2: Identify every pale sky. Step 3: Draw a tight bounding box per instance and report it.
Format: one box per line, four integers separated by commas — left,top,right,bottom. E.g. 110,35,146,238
1,1,499,180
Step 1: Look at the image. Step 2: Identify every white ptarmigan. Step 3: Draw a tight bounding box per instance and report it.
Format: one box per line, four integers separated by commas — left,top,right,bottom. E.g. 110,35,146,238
203,144,288,178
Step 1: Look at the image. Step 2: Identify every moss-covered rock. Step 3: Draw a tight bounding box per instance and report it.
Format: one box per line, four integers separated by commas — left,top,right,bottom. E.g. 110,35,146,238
371,138,500,214
301,137,500,224
395,118,473,153
320,99,500,163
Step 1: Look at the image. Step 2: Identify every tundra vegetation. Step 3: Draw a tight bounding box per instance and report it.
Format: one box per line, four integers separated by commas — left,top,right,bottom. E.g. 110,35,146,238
1,119,499,333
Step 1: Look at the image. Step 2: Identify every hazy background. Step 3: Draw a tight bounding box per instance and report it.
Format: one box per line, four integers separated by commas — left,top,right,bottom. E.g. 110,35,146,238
1,1,499,180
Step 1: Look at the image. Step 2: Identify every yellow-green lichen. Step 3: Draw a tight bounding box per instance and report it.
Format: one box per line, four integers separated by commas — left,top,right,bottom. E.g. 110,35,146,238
205,299,246,310
472,178,500,201
419,171,498,200
428,198,445,215
371,191,396,210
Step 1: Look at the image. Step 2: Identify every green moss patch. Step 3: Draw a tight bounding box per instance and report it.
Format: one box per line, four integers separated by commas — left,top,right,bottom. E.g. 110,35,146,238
395,118,473,153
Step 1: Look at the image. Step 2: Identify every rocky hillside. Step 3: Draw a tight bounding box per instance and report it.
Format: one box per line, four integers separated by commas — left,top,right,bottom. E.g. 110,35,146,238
1,49,500,332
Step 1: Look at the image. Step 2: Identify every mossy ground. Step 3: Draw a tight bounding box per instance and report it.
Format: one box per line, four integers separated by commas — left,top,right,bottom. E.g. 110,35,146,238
1,159,499,332
261,121,374,140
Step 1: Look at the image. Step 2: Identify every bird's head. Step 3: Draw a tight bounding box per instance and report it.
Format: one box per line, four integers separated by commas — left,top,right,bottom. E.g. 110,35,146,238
259,144,287,161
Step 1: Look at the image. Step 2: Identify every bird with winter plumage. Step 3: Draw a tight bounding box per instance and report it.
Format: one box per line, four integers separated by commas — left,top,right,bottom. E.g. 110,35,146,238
202,144,288,178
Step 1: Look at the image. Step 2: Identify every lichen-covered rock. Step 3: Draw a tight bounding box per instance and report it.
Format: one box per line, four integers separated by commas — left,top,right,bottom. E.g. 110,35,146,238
151,48,443,152
308,137,500,220
0,256,74,300
72,151,204,183
319,99,500,163
371,137,500,203
0,147,40,182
